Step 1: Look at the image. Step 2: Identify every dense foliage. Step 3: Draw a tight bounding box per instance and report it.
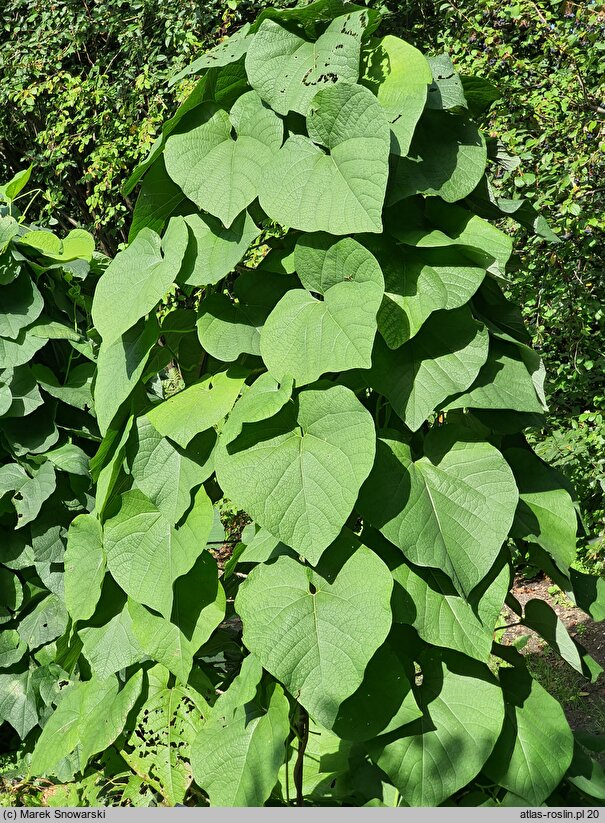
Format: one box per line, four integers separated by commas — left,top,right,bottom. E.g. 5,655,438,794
1,0,602,560
0,169,100,755
0,0,600,806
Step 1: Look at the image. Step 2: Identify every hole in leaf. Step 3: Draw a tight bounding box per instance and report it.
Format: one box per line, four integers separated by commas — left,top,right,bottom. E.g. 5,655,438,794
309,582,317,595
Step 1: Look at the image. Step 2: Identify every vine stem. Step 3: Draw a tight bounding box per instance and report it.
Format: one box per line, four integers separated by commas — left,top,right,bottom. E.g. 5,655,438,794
293,706,309,807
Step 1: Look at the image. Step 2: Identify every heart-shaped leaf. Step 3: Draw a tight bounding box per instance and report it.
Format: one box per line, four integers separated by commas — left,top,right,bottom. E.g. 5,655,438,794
367,306,489,432
237,536,392,727
259,83,390,234
104,487,213,618
246,12,367,116
164,91,283,228
216,384,375,563
359,425,518,596
260,235,384,384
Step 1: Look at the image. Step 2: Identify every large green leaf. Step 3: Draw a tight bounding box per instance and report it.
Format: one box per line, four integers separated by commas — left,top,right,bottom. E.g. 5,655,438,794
129,415,213,521
444,339,545,414
92,218,188,347
359,426,518,596
261,235,384,384
370,654,505,806
80,607,143,679
94,316,159,435
64,514,105,623
179,211,260,287
127,600,193,684
146,367,248,449
216,385,375,562
331,627,422,740
0,270,44,339
389,112,486,204
222,373,294,442
373,242,486,349
237,537,392,727
30,674,142,775
259,83,390,234
164,92,283,228
484,667,574,804
19,593,68,650
197,271,297,362
506,446,577,574
32,362,94,413
191,656,290,806
169,24,252,86
122,665,207,806
0,325,47,369
245,12,367,116
128,156,186,241
104,487,213,618
362,35,431,157
0,670,43,738
367,307,489,432
393,555,508,662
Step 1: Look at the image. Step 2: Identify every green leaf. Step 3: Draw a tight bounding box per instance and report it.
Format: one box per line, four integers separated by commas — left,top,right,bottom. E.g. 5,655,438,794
259,83,390,234
0,324,48,368
179,211,260,287
1,366,43,417
2,404,58,457
216,385,375,562
191,672,290,807
127,600,193,684
0,630,26,668
92,218,188,348
146,367,248,449
245,12,367,116
122,667,207,805
43,442,90,476
222,372,294,442
19,593,68,650
30,675,138,775
484,667,574,805
362,35,432,157
0,215,19,250
0,670,40,738
374,243,486,349
12,461,57,529
367,307,489,432
32,362,95,412
237,536,392,727
389,112,486,204
370,654,504,806
506,446,577,574
197,270,296,362
79,671,143,766
129,415,213,521
392,557,500,662
164,92,283,228
567,743,605,800
128,157,187,241
104,487,214,618
359,426,518,596
332,627,422,740
426,54,467,110
169,24,251,86
94,316,159,435
64,514,105,623
80,607,143,679
0,269,44,339
0,166,32,201
444,339,545,414
260,235,384,385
